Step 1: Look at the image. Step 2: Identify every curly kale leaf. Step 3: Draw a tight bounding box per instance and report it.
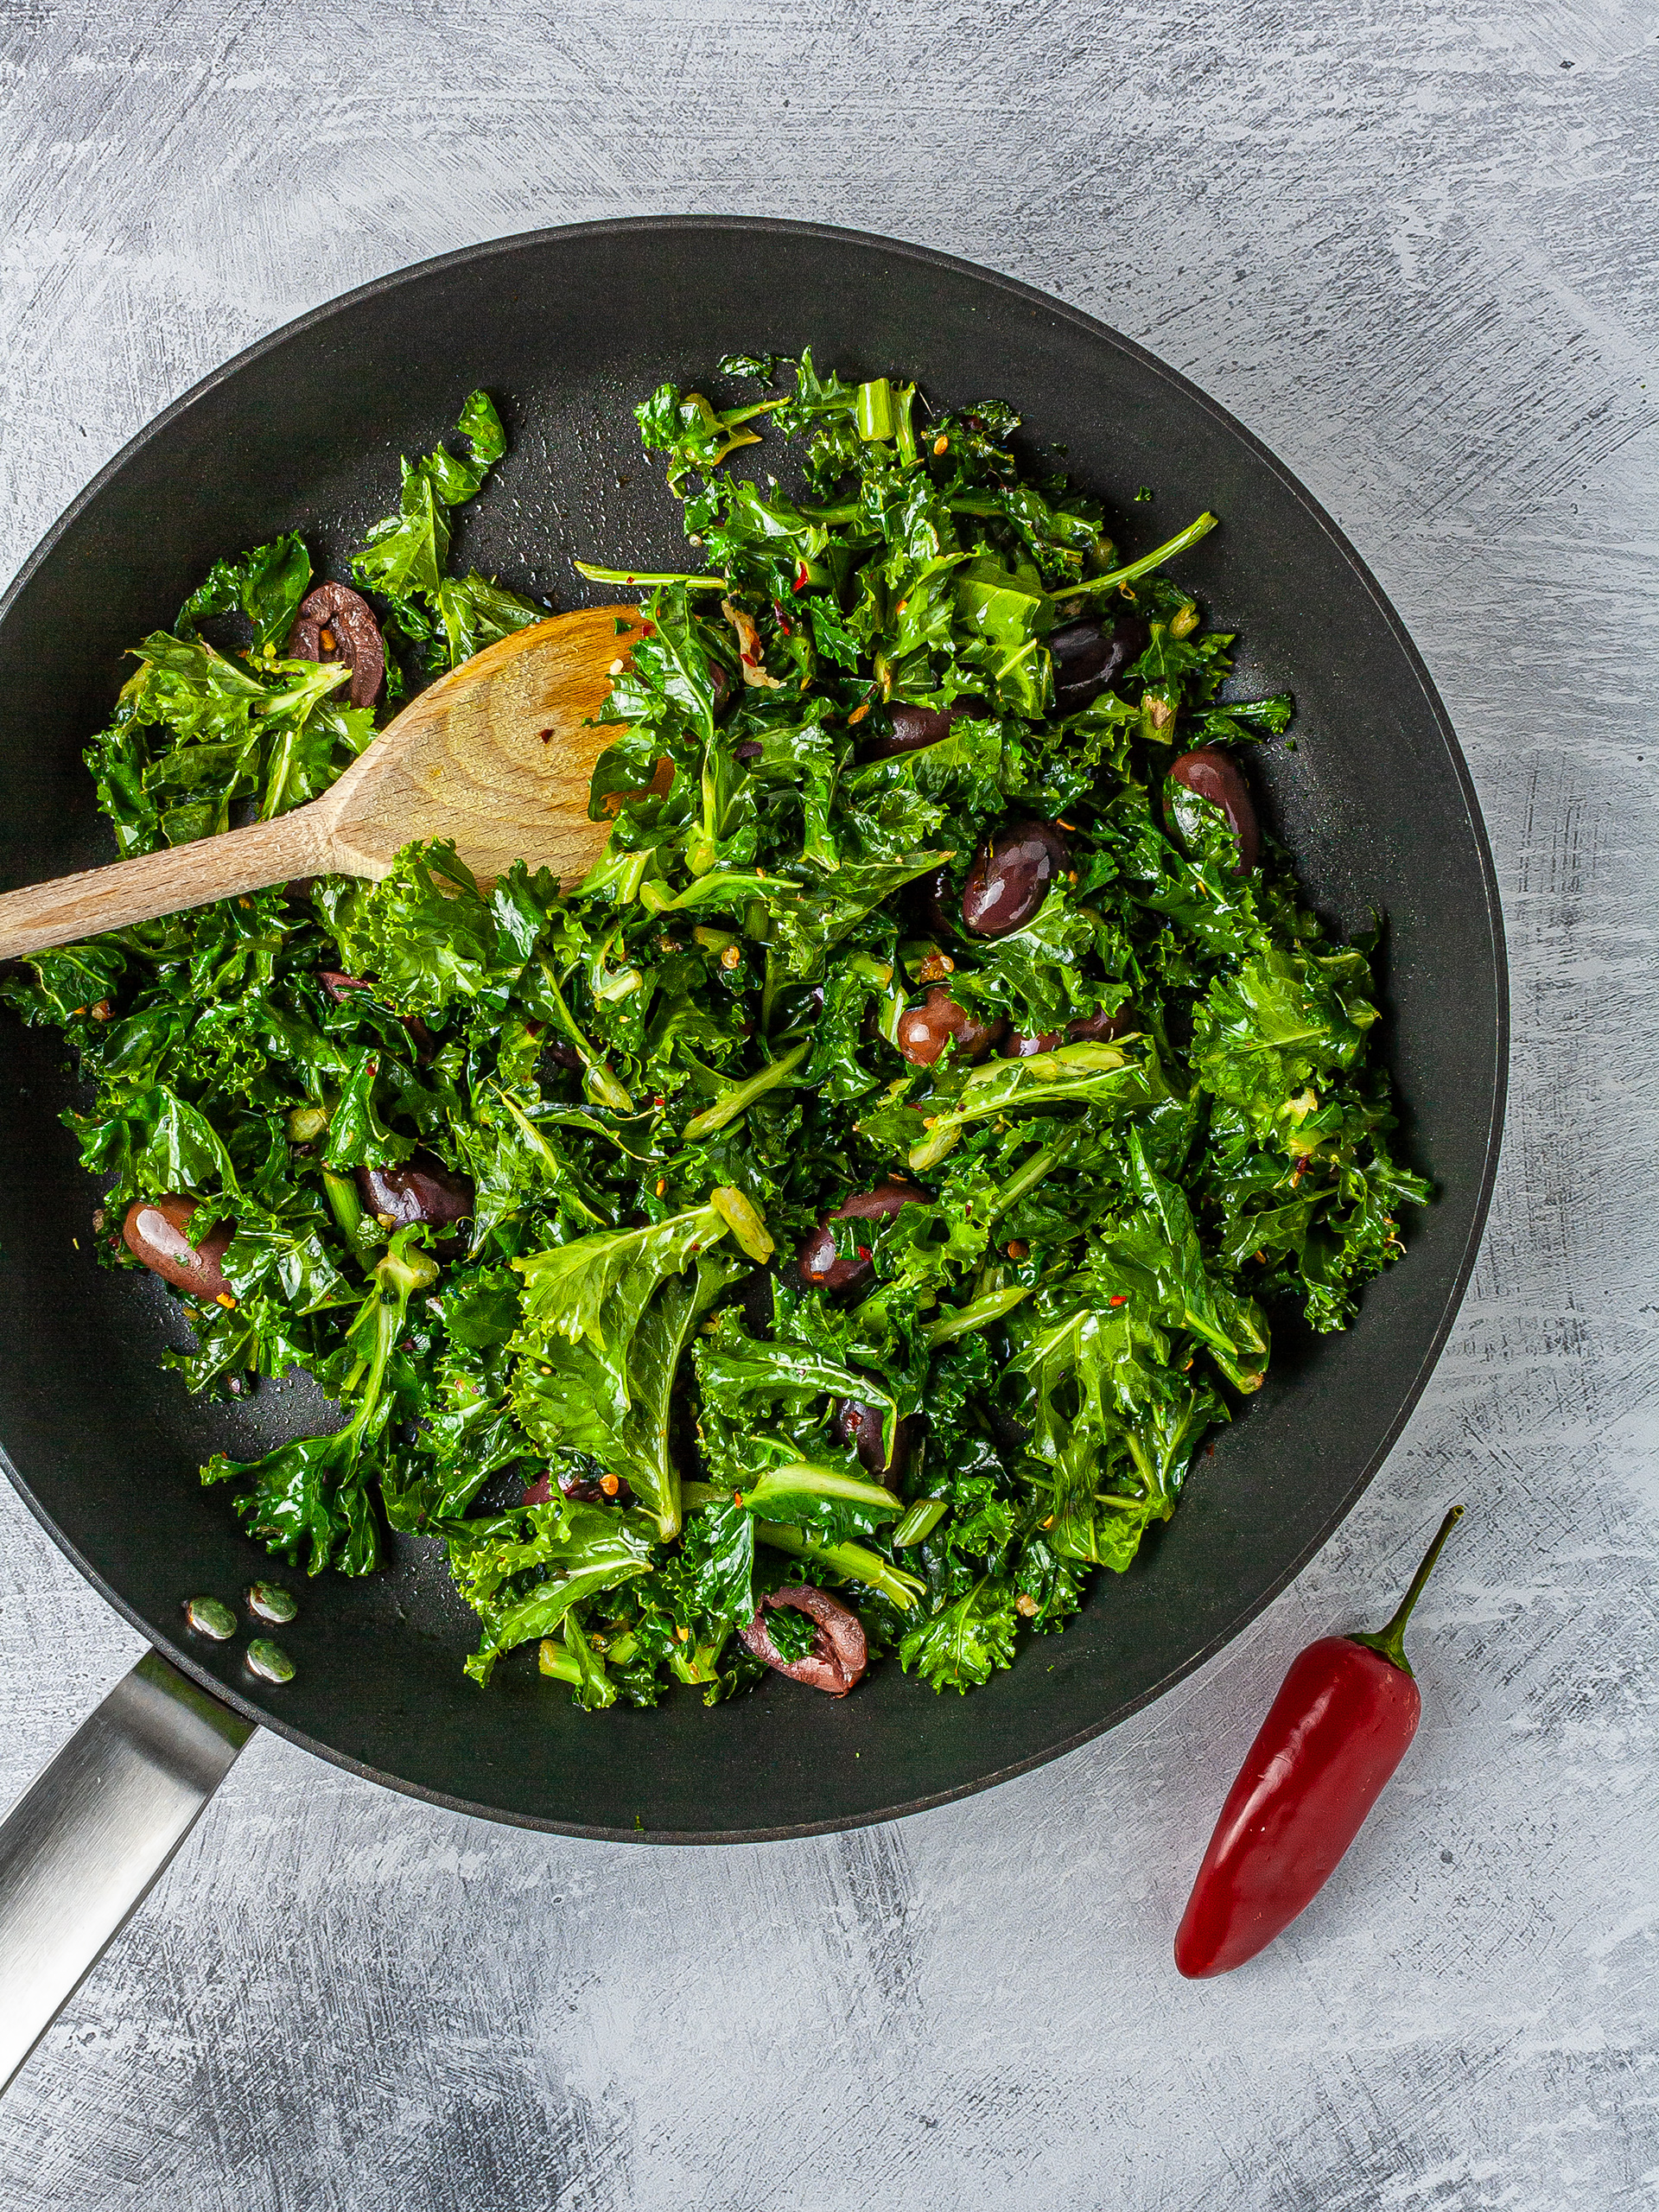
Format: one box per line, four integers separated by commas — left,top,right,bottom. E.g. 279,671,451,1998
353,391,506,606
512,1208,744,1537
200,1230,438,1576
453,1497,656,1687
175,531,313,653
899,1579,1020,1693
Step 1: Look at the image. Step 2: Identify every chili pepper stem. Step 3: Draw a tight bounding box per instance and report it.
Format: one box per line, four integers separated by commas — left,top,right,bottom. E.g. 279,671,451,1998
1349,1503,1464,1678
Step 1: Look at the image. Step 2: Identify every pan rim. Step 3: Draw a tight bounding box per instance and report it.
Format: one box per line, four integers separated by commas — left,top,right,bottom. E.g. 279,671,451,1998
0,214,1509,1842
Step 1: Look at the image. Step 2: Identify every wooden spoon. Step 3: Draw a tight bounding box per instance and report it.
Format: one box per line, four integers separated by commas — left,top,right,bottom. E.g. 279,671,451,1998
0,605,642,961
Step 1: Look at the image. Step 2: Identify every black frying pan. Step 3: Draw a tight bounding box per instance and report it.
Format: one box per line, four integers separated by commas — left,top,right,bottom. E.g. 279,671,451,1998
0,219,1504,1968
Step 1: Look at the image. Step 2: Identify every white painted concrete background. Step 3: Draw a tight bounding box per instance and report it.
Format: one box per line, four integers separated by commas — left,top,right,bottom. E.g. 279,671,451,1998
0,4,1655,2206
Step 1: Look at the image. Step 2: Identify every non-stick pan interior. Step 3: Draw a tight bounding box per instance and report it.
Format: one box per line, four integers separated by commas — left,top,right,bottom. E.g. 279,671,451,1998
0,220,1504,1839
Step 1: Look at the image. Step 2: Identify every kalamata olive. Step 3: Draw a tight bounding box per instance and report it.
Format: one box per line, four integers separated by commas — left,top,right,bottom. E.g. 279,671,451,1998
798,1180,925,1296
740,1584,868,1695
732,738,763,760
1049,611,1149,713
355,1154,474,1229
285,582,385,709
543,1036,583,1071
1166,747,1261,871
318,969,372,1001
861,697,982,762
709,658,734,719
962,819,1070,938
1001,1002,1133,1057
895,986,1005,1069
1000,1027,1063,1058
1066,1004,1134,1044
912,863,957,940
123,1194,235,1302
833,1399,912,1483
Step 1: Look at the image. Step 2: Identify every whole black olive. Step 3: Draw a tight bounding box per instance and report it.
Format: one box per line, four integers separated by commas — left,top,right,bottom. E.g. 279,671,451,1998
356,1154,475,1229
912,863,958,940
123,1195,235,1301
1000,1027,1062,1058
1166,747,1261,871
1049,611,1149,714
861,697,981,763
1066,1004,1134,1044
961,819,1070,938
798,1180,926,1296
895,986,1006,1068
833,1399,912,1483
1002,1002,1134,1057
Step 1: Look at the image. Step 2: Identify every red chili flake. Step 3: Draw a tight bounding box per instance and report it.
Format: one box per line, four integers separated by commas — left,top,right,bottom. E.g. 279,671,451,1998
741,650,759,667
1109,1294,1128,1307
856,1245,872,1262
640,621,656,636
793,562,810,594
626,575,636,585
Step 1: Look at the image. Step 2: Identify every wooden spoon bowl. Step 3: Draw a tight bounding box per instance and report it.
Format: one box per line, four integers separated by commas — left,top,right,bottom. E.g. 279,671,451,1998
0,604,639,960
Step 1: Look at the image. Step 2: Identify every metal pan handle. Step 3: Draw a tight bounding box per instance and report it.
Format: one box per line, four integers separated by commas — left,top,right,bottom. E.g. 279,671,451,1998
0,1649,252,2091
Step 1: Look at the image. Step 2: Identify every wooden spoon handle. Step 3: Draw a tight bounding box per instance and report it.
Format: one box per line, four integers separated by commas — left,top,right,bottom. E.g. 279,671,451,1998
0,806,340,961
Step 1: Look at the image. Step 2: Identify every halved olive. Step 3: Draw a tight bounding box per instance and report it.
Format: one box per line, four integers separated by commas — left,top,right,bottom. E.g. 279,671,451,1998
1001,1003,1133,1057
285,582,385,709
861,697,980,762
739,1584,868,1695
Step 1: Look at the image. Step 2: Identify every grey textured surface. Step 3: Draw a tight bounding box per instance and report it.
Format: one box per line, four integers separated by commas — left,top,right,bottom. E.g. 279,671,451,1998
0,3,1656,2206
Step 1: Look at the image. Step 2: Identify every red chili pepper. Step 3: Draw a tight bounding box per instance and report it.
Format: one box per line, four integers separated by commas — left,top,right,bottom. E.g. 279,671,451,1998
1173,1503,1463,1979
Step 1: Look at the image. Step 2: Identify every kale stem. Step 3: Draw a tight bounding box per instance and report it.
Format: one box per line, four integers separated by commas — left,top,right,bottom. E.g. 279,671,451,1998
572,561,726,590
892,1497,947,1548
924,1282,1033,1346
322,1168,367,1251
984,1139,1066,1226
752,1520,924,1611
718,399,785,429
682,1041,810,1141
1050,512,1219,600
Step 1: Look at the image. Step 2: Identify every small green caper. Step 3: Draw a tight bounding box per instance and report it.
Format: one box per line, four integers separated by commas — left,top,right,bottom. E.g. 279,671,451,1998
246,1581,297,1625
184,1596,236,1640
245,1638,296,1683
